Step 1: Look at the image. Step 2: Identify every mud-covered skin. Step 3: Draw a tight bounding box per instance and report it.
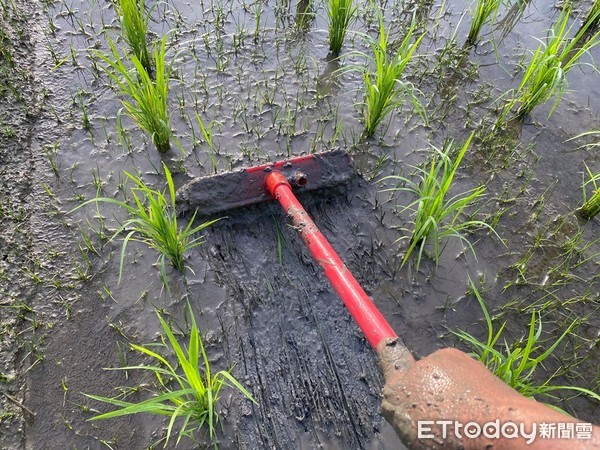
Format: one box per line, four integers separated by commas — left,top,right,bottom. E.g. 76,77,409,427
377,339,600,449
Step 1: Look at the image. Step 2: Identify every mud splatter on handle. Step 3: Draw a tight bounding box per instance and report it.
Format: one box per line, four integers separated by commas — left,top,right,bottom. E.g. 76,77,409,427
265,170,398,348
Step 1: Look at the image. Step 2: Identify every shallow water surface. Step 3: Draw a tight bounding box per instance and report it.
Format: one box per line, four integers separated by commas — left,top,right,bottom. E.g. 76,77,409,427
14,0,600,448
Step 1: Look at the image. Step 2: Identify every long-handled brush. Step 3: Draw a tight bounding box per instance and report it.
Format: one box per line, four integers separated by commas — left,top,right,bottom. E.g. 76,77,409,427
176,149,399,349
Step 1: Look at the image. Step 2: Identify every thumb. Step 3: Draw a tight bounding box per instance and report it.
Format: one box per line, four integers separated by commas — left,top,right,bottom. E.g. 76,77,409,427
376,337,415,381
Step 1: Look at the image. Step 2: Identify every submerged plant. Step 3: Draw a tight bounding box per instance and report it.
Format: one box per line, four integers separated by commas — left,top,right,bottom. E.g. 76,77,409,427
454,280,600,404
498,9,600,124
98,37,171,153
86,305,255,447
384,133,494,269
115,0,152,74
326,0,357,55
466,0,502,45
360,17,424,137
73,163,216,280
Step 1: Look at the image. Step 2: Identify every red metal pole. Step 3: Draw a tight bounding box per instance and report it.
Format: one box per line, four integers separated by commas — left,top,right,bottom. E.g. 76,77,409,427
265,171,398,349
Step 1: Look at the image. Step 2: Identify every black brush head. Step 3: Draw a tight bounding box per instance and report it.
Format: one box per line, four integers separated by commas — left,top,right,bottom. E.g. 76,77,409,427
176,149,355,216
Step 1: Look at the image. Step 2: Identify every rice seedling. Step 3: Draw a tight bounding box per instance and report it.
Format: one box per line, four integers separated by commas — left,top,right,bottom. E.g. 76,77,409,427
495,0,531,43
251,3,263,44
497,8,600,124
566,137,600,214
85,305,255,448
383,133,495,269
578,163,600,219
454,280,600,405
114,0,152,75
584,0,600,32
0,27,14,69
326,0,357,55
294,0,314,32
97,37,171,153
72,163,217,281
466,0,502,45
360,17,424,137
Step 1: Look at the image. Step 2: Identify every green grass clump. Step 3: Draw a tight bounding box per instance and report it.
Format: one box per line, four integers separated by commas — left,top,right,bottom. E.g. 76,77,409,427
361,18,424,137
115,0,152,74
466,0,502,45
99,36,172,153
580,190,600,219
385,133,494,269
326,0,357,55
498,8,600,123
86,305,255,447
454,280,600,405
74,163,216,280
579,163,600,219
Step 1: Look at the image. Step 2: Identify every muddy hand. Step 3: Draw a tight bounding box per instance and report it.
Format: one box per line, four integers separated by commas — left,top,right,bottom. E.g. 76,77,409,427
377,338,600,449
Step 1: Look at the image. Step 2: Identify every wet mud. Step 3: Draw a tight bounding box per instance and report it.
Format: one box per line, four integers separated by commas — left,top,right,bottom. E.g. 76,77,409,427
199,181,408,449
0,1,39,448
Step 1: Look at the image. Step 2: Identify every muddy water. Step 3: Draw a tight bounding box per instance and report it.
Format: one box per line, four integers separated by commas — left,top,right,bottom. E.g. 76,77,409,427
3,0,598,448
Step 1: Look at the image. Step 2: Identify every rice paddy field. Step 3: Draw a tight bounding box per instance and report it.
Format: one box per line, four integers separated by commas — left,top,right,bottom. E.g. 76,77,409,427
0,0,599,448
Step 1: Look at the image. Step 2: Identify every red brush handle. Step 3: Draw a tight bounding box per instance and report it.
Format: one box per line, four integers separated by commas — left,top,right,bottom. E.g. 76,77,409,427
265,171,397,349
